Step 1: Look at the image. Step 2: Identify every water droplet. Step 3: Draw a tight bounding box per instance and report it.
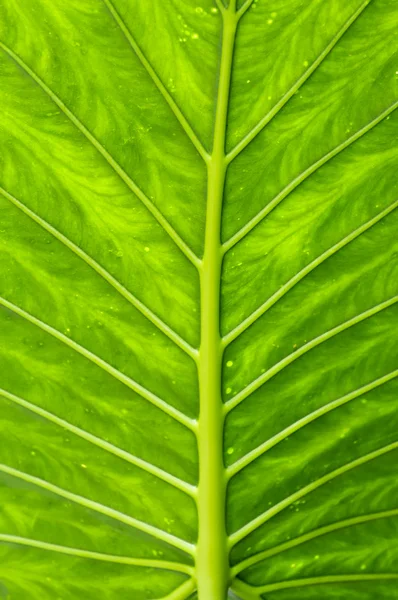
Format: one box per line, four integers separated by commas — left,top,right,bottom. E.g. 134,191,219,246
81,464,87,469
144,246,150,252
303,60,309,67
226,387,232,394
267,19,273,24
226,360,233,367
246,79,251,83
227,447,234,455
195,6,204,14
314,554,320,560
191,33,199,40
210,7,218,14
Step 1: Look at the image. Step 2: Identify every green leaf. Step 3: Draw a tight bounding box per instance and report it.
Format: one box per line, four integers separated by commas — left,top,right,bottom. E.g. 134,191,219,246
0,0,397,599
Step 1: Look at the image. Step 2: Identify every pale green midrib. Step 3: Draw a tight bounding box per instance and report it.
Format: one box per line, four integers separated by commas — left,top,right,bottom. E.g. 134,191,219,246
0,534,193,574
0,186,198,361
223,100,398,252
0,296,196,431
226,0,372,164
223,198,398,346
196,3,238,599
0,464,195,556
225,295,398,414
0,386,196,498
101,0,209,162
0,41,200,268
232,508,398,575
256,574,398,593
226,369,398,478
229,440,398,547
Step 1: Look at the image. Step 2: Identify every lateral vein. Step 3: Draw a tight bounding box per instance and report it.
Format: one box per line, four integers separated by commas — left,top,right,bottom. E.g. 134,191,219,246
230,579,261,600
227,370,398,477
223,198,398,346
0,296,196,431
237,0,256,18
0,464,195,556
0,186,198,361
160,579,196,600
215,0,226,12
101,0,209,163
0,42,200,268
0,534,193,574
0,386,196,498
223,101,398,252
227,0,372,163
229,440,398,546
255,574,398,594
232,508,398,575
225,296,397,413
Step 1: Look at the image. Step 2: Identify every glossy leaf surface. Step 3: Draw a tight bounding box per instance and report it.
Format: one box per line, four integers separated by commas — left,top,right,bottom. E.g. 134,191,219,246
0,0,397,598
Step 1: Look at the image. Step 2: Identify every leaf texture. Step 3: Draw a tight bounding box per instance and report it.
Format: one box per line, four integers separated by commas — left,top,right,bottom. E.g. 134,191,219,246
0,0,397,599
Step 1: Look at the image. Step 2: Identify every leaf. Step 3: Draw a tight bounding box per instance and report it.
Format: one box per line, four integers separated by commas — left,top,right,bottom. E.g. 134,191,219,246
0,0,397,599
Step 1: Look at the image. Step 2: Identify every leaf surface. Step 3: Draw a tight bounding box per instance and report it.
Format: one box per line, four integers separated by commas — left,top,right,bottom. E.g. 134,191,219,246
0,0,397,599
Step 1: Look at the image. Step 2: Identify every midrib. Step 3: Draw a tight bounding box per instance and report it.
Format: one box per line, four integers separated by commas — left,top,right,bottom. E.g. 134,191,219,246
196,3,238,598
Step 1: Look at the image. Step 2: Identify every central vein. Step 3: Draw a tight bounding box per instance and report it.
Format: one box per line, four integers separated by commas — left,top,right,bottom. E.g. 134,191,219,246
196,3,238,598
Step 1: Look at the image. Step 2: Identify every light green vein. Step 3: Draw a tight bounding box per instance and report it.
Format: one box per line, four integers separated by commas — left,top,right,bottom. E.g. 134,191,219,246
232,508,398,575
227,0,372,163
228,440,398,547
0,464,195,556
0,41,200,268
0,386,196,497
227,370,397,478
223,101,398,252
101,0,209,163
237,0,255,18
215,0,226,12
161,579,196,600
0,186,198,361
0,296,196,432
231,579,261,600
223,199,398,346
255,574,398,594
0,534,193,574
225,296,397,413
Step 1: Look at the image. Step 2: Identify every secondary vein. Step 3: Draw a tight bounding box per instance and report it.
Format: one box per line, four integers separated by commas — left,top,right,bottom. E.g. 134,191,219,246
0,534,193,574
227,370,398,478
228,440,398,546
0,386,196,498
0,186,198,361
0,41,200,268
227,0,372,163
0,464,195,555
237,0,256,19
232,508,398,575
0,296,196,432
225,296,397,413
255,574,398,593
161,579,196,600
223,100,398,252
223,198,398,346
101,0,209,163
